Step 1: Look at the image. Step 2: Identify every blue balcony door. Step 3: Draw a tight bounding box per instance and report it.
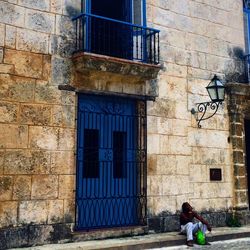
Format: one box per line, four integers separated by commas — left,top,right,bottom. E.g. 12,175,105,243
76,94,139,230
85,0,133,59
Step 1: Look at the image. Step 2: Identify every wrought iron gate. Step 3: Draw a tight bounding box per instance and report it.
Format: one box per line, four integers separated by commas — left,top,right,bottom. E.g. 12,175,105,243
76,94,147,230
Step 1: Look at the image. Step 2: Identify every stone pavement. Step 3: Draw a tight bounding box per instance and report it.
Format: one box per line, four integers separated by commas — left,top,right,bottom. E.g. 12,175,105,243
12,226,250,250
150,237,250,249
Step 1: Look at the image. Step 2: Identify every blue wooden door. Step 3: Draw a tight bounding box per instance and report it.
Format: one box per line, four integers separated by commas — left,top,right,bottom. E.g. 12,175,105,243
76,94,139,230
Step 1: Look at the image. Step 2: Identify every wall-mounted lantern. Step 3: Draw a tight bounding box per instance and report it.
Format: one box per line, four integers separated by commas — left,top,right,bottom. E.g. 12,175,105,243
191,75,225,128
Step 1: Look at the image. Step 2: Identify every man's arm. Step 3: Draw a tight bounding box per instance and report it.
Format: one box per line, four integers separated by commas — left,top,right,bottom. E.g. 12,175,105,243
193,212,212,231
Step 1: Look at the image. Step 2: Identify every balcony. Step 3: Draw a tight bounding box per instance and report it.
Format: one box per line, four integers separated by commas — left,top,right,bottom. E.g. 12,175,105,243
72,13,160,65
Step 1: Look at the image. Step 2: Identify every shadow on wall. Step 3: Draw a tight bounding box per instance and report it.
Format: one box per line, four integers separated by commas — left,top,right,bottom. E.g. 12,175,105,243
225,47,248,83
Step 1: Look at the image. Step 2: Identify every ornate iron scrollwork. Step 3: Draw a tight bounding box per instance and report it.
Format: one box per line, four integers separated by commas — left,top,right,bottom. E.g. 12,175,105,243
191,101,223,128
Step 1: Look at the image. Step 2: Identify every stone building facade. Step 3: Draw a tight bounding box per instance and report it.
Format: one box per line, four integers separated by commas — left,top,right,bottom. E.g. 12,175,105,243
0,0,249,249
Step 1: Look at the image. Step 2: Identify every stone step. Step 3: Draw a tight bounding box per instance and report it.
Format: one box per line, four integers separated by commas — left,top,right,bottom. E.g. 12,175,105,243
12,226,250,250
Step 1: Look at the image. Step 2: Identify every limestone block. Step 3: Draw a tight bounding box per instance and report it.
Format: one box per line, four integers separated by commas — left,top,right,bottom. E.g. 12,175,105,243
55,15,75,39
58,128,75,150
217,114,229,130
5,25,16,49
0,150,4,174
16,28,49,54
0,73,34,103
19,0,50,11
0,47,3,63
188,129,229,148
168,0,190,16
189,1,210,21
175,100,190,120
13,175,31,200
157,80,168,99
176,155,191,175
25,9,55,34
0,63,14,74
29,126,59,150
0,176,13,201
164,29,186,49
159,135,170,154
157,117,172,135
152,196,176,215
19,200,48,224
0,101,18,123
51,0,63,14
51,105,75,128
168,136,191,155
4,49,43,78
0,124,28,149
186,33,209,54
175,49,190,66
35,81,61,104
192,18,208,37
20,104,52,125
2,0,17,4
188,52,206,69
147,98,175,118
156,155,176,175
0,201,17,227
148,175,162,196
162,175,190,196
209,39,229,57
197,197,233,211
0,24,4,47
172,119,189,136
189,164,208,183
160,44,176,63
63,199,75,223
147,115,157,134
47,200,64,224
187,67,212,80
154,8,176,29
165,63,187,78
59,175,75,199
203,0,231,11
31,175,58,199
0,2,25,27
206,54,229,73
176,14,194,34
50,35,75,57
42,55,52,81
51,151,75,174
192,182,233,199
147,134,160,154
147,154,157,175
187,78,208,96
123,82,145,96
166,76,187,101
51,56,73,85
4,150,50,174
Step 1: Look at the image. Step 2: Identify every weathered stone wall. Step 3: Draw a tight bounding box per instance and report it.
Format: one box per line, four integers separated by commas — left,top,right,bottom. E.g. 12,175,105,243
0,1,78,247
0,0,248,247
146,0,245,230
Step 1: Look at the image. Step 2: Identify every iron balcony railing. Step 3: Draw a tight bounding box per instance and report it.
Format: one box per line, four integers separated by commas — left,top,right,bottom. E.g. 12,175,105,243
72,13,160,65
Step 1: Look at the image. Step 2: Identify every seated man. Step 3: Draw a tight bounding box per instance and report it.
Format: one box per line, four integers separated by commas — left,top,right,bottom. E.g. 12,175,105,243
180,202,212,247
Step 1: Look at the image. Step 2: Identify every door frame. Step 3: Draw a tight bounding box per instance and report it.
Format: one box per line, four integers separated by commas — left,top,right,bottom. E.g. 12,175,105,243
75,93,147,231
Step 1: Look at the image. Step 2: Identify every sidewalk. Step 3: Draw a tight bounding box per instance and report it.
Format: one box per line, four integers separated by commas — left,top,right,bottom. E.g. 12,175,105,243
12,226,250,250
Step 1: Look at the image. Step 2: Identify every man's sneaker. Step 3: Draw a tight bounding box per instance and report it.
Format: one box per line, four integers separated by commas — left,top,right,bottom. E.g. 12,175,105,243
186,240,194,247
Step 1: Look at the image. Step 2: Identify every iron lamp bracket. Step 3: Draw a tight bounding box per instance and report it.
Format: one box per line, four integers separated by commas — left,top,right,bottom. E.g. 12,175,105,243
191,101,223,128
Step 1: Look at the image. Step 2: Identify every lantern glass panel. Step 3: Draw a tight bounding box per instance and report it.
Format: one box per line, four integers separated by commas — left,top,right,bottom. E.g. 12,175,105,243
217,87,225,101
